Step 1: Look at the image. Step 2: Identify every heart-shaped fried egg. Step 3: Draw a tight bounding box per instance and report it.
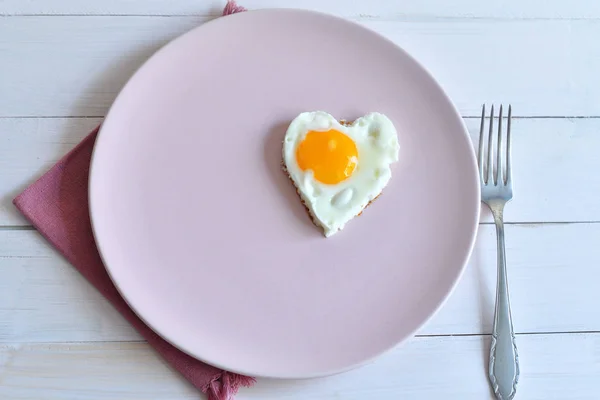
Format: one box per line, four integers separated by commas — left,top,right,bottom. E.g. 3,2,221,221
282,111,400,237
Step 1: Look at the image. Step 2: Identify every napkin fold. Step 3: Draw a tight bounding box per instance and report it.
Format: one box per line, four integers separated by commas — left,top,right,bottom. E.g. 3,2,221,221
13,2,255,400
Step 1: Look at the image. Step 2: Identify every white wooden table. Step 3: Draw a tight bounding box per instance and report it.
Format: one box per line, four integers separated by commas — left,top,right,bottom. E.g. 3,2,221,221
2,1,600,399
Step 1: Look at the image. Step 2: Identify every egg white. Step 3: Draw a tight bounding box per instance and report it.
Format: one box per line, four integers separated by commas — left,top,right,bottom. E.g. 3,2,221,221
282,111,400,237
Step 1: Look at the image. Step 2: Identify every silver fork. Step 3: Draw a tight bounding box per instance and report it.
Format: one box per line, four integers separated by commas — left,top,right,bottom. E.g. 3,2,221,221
478,104,519,400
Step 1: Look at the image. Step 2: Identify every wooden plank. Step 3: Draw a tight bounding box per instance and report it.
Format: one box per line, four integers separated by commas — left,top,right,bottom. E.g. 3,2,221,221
0,230,139,343
2,0,600,18
1,333,599,399
1,223,599,343
1,17,600,117
0,118,101,226
0,17,203,118
2,117,598,226
465,117,600,224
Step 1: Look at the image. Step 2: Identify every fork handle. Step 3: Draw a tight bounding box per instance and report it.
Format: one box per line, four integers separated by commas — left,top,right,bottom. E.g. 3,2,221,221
489,207,519,400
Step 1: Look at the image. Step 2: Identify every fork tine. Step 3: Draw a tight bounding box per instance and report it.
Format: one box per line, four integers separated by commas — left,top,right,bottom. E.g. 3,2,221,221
478,104,486,180
506,105,512,183
497,105,503,185
487,105,494,185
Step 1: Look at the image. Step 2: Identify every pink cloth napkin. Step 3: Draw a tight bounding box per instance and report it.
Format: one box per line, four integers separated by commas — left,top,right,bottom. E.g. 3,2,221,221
13,2,255,400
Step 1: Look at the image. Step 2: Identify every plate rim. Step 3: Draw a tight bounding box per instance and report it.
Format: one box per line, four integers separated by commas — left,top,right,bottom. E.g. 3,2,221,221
88,8,481,379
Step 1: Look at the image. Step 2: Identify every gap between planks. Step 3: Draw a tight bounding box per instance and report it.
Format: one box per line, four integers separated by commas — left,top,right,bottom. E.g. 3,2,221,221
1,115,600,120
2,222,600,231
5,13,600,21
3,330,599,347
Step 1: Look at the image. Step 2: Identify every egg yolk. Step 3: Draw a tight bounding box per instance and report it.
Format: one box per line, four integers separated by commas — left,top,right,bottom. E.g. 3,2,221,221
296,129,358,184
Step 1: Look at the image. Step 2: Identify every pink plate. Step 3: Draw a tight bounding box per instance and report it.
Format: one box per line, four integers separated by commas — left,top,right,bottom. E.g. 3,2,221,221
89,9,480,379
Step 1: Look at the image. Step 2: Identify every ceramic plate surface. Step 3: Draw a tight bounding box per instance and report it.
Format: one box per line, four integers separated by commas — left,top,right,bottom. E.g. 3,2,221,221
89,9,480,379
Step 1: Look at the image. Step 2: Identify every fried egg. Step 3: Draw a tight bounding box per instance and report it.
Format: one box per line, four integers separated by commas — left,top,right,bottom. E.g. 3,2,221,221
282,111,400,237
